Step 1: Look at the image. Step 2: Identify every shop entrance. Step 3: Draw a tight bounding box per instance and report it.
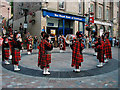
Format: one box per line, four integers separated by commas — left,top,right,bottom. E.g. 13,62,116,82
58,19,73,36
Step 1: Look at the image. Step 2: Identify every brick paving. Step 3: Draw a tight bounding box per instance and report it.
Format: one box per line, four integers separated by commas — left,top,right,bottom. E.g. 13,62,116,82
0,47,119,88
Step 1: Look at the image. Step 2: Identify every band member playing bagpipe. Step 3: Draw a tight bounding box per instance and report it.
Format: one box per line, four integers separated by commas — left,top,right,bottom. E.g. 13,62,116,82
38,32,53,75
104,34,112,63
12,34,22,71
27,36,33,55
59,35,66,53
96,37,105,67
8,33,14,60
70,31,84,73
2,37,10,65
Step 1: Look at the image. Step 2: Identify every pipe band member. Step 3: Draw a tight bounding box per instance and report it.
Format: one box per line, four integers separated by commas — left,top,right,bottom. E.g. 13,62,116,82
96,37,105,67
2,37,10,65
71,31,84,73
104,35,112,63
12,35,22,71
59,35,66,53
38,32,53,75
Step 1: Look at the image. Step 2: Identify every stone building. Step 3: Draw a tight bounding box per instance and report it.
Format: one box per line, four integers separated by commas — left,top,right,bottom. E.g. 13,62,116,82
13,0,119,38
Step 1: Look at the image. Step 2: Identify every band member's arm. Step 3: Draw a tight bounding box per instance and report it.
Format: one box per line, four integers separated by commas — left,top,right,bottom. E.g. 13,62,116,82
44,40,53,50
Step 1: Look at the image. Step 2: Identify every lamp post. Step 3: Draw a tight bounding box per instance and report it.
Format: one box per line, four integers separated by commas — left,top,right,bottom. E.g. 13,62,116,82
22,8,28,34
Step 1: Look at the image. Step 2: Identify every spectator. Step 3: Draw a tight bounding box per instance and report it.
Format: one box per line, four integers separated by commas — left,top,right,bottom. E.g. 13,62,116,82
33,35,38,49
19,23,24,37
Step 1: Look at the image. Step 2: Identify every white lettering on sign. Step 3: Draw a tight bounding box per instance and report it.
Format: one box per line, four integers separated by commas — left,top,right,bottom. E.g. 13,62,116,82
59,15,65,18
66,16,71,19
54,14,58,17
74,17,82,21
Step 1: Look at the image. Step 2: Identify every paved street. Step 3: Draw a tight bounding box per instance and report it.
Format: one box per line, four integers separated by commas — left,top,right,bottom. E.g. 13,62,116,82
1,47,120,88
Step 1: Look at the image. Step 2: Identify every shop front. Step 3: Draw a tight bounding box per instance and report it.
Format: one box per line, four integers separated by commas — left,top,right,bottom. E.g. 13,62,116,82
42,9,85,36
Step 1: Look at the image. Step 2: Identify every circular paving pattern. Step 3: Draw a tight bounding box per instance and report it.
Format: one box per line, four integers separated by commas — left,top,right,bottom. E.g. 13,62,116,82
2,52,120,78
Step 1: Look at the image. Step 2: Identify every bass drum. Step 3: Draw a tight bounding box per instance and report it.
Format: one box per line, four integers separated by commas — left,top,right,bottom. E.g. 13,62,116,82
66,34,76,45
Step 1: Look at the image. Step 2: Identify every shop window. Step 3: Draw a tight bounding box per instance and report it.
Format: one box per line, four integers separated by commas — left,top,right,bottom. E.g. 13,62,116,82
90,4,94,12
59,0,65,10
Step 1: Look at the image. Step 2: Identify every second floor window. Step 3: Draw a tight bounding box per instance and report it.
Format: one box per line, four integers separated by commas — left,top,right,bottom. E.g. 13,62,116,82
106,9,109,20
79,0,82,14
59,0,65,10
90,4,94,12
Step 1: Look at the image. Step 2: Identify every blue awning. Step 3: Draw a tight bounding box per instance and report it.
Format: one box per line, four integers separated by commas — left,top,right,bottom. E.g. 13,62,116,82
42,9,85,22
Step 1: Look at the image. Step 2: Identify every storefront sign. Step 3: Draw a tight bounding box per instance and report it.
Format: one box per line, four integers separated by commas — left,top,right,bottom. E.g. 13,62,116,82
43,10,85,22
94,20,112,26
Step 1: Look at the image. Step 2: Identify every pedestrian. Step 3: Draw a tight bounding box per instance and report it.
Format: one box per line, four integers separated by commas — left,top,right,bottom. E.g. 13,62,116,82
59,35,66,53
12,34,22,71
38,32,53,75
96,37,105,67
70,31,84,72
19,23,23,38
2,37,10,65
104,35,112,63
33,35,38,49
109,36,113,47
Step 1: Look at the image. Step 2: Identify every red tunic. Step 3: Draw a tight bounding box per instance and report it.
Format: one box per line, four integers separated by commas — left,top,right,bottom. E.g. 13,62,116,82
104,39,112,59
71,40,84,67
38,39,52,69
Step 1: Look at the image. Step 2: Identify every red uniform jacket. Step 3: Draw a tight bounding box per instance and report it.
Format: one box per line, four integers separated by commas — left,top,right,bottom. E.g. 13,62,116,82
104,39,112,59
71,40,84,67
38,39,53,69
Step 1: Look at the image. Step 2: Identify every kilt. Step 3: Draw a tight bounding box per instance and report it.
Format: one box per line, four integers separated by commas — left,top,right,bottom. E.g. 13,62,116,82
12,48,21,64
38,53,51,69
4,48,10,60
72,53,83,67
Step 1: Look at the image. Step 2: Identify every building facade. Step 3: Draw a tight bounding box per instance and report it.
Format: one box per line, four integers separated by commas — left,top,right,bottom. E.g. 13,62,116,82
13,0,119,38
